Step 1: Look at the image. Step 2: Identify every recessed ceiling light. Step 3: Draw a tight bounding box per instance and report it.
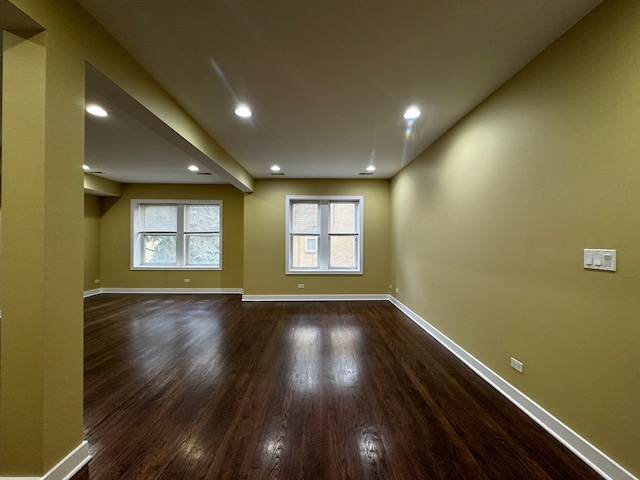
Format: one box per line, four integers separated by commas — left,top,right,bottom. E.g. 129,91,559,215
403,106,421,120
86,104,108,117
366,165,376,172
235,104,252,118
188,165,200,172
270,165,281,172
82,164,91,171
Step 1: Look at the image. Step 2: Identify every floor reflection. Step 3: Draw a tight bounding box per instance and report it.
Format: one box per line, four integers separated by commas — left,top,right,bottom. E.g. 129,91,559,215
289,326,321,392
330,327,361,388
128,310,225,385
288,322,362,391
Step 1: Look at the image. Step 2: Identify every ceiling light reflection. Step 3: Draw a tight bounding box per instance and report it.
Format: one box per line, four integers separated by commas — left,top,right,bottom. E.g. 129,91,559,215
359,425,387,461
181,438,206,461
264,437,285,457
330,327,361,388
188,165,200,172
289,326,320,392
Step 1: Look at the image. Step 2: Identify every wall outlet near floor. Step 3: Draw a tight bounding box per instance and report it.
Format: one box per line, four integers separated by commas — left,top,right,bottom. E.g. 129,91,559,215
298,283,305,289
184,278,191,283
389,284,392,290
510,357,524,373
395,287,400,294
94,279,100,284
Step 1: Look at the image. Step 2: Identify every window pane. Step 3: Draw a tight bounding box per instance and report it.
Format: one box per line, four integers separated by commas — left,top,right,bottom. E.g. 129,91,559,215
292,235,318,268
305,236,318,253
187,234,220,266
143,205,177,232
291,203,318,234
143,235,176,264
186,205,220,232
330,202,356,234
330,235,357,268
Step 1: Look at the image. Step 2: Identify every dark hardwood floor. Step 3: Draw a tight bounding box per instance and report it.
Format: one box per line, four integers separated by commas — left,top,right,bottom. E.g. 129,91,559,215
83,294,601,479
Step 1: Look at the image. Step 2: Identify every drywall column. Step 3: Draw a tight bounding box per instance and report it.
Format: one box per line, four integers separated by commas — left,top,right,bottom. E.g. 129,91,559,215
0,30,85,475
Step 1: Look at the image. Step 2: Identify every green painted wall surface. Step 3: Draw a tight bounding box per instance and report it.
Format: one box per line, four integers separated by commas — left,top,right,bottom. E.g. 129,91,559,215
84,194,101,291
390,0,640,475
0,182,2,303
100,184,244,289
1,27,85,474
84,173,122,197
244,179,390,295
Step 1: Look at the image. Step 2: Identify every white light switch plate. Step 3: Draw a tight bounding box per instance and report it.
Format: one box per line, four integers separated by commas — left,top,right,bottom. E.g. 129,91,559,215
584,249,616,271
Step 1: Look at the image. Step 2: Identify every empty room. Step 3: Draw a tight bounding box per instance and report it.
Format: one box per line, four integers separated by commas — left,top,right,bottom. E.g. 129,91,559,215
1,0,639,479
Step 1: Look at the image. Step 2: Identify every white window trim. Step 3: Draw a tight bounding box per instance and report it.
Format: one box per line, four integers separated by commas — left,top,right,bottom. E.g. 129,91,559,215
131,199,222,271
285,195,363,275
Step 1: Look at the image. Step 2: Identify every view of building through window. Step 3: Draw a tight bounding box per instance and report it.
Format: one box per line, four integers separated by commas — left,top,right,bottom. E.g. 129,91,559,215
287,196,362,273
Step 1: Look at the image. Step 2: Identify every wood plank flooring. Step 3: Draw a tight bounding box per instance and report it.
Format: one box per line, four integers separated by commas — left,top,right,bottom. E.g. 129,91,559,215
83,294,602,479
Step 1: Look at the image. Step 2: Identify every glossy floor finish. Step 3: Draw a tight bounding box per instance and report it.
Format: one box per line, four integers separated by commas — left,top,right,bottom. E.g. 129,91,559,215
83,294,601,479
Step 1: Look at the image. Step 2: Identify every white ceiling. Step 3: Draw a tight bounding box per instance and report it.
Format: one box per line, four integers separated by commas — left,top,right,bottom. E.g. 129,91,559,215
79,0,602,186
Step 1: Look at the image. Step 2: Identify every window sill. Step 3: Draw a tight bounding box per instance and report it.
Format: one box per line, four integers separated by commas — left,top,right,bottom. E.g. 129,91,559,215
286,269,363,275
131,265,222,271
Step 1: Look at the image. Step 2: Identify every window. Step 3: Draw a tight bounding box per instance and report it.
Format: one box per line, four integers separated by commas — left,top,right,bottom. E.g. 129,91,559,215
286,195,363,274
131,200,221,270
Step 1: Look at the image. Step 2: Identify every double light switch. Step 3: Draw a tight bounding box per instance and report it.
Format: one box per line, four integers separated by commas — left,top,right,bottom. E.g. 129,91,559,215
584,249,616,272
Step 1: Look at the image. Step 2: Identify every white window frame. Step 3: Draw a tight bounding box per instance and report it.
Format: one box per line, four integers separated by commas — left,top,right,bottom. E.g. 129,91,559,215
131,199,222,270
285,195,363,275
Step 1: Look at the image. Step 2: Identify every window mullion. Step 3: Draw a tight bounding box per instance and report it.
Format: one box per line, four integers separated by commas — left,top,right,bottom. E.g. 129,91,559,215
319,201,330,270
176,205,185,266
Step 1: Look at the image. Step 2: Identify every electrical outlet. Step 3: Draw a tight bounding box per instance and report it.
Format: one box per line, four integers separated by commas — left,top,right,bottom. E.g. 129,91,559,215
395,287,400,294
298,283,305,289
389,284,392,289
184,278,191,283
510,357,524,373
94,279,100,284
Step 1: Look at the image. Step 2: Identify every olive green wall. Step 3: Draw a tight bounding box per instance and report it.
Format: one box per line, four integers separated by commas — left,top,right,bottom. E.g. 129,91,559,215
390,0,639,475
84,194,101,291
244,179,390,295
0,181,2,303
1,27,85,475
99,184,243,289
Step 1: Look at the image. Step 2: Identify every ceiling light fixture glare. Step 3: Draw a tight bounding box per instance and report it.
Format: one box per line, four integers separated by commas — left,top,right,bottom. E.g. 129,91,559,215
403,106,421,120
270,165,281,172
86,104,108,117
366,165,376,172
188,165,200,172
235,104,252,118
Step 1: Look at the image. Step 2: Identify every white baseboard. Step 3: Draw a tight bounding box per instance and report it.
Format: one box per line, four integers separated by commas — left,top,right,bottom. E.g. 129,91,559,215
83,288,101,298
389,296,637,480
0,441,91,480
87,287,243,295
242,293,389,302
